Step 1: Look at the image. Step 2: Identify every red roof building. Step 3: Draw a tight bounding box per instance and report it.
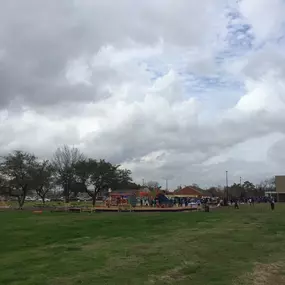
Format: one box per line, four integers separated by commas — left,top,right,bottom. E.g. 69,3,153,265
172,186,202,198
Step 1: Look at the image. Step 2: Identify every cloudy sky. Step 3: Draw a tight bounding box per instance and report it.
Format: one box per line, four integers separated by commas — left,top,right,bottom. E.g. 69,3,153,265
0,0,285,189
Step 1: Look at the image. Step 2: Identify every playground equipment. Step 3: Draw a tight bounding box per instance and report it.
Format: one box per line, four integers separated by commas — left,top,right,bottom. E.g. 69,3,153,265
106,192,137,211
156,193,173,207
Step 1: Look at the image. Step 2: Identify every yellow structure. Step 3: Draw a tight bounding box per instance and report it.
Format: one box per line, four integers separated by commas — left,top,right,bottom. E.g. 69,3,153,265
273,176,285,202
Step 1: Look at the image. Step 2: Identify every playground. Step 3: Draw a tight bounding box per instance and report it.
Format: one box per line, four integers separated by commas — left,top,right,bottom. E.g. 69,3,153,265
1,204,285,285
0,190,211,212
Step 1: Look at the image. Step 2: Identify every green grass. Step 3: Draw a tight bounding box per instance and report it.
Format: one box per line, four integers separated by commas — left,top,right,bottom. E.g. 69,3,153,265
6,201,103,208
1,204,285,285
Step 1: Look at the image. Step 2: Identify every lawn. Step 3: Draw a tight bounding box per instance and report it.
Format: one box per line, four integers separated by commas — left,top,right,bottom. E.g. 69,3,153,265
1,204,285,285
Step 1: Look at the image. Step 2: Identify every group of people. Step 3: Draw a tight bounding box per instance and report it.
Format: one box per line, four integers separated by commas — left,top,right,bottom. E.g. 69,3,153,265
227,197,276,210
139,196,214,208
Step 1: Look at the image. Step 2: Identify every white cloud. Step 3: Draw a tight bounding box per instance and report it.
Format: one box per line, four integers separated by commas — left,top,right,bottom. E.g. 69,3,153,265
238,0,285,43
0,0,285,188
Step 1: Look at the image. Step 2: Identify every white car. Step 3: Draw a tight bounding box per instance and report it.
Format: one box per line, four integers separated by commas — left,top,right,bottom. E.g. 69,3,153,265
26,196,36,201
36,198,51,202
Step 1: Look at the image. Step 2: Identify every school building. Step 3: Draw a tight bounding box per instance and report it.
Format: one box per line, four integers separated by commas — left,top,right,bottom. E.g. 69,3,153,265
269,176,285,202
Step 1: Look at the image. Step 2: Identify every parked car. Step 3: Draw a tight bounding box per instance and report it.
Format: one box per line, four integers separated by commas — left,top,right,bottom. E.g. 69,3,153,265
26,196,37,201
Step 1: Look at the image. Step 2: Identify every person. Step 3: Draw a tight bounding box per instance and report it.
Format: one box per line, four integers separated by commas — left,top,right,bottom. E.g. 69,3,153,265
234,200,239,209
270,199,275,211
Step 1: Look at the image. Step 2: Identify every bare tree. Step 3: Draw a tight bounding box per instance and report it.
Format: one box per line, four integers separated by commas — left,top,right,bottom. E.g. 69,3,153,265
0,150,37,209
33,160,55,204
258,177,276,192
146,181,160,190
52,145,85,203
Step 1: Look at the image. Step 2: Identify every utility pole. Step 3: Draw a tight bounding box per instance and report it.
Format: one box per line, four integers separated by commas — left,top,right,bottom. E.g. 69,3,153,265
226,170,229,202
142,178,145,187
166,179,168,191
240,176,242,186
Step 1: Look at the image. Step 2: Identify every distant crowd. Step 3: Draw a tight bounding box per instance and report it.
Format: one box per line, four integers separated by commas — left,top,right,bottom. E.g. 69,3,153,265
224,196,276,210
229,196,276,204
137,196,218,208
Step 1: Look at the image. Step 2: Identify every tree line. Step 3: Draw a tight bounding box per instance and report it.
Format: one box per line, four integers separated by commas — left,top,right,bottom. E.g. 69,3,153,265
0,145,276,209
143,179,276,199
203,178,276,198
0,145,138,208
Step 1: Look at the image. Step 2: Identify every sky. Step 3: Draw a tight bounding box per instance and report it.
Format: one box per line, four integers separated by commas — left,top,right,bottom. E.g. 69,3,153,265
0,0,285,189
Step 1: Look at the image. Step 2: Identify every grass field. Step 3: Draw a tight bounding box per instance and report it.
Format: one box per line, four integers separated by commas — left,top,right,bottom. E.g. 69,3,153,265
1,204,285,285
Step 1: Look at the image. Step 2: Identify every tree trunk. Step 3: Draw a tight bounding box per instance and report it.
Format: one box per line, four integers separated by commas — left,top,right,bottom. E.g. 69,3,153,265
17,196,25,210
64,183,70,203
42,197,45,204
92,194,96,207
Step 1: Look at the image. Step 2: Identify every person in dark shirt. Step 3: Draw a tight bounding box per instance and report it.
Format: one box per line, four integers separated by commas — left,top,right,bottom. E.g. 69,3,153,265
270,199,275,211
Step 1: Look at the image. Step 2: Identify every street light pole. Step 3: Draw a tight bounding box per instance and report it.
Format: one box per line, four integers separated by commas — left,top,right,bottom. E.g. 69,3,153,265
226,171,229,203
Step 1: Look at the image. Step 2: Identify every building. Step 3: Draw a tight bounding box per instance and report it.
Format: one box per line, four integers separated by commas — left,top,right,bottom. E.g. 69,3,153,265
273,176,285,202
171,186,202,198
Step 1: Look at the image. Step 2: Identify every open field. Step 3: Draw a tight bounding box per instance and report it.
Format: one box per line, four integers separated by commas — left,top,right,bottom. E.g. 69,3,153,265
1,204,285,285
3,200,104,208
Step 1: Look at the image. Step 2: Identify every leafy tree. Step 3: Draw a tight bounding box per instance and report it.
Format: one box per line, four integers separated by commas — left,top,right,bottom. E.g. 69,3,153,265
32,160,55,204
0,174,9,199
0,150,37,209
70,182,87,196
52,145,85,203
228,183,243,198
242,181,255,197
108,168,136,190
75,159,122,206
116,169,132,188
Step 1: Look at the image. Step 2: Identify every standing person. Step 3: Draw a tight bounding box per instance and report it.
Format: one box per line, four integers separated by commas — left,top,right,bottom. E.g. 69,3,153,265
270,199,275,211
234,200,239,209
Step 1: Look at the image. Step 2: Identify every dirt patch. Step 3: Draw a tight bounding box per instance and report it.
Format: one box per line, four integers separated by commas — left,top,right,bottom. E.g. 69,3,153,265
147,261,201,284
251,263,285,285
236,262,285,285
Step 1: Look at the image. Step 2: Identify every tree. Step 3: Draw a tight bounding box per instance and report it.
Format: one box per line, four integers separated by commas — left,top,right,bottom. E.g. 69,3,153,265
205,186,222,197
228,183,243,198
0,150,37,209
0,174,9,200
33,160,55,204
258,177,276,192
109,168,134,190
75,159,128,206
191,183,201,189
117,169,132,187
52,145,85,203
242,181,255,197
146,181,160,190
70,182,87,196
